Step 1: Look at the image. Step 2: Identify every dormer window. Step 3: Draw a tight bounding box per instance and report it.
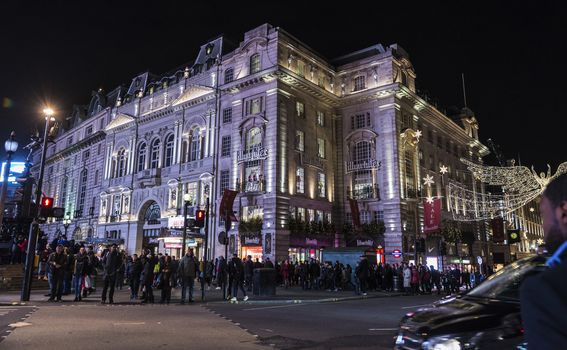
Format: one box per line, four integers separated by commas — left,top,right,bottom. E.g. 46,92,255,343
354,76,366,91
250,54,260,74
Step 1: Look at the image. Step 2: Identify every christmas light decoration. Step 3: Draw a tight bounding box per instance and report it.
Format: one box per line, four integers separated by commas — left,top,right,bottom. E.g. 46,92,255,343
423,174,434,187
439,165,448,175
448,159,567,221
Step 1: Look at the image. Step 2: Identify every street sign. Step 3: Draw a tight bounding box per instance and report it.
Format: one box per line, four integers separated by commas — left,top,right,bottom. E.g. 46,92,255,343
218,231,228,245
392,249,402,259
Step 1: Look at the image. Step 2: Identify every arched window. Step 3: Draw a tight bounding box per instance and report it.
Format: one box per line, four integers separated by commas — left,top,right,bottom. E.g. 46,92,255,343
353,141,371,163
224,68,234,84
164,134,174,167
250,54,260,74
150,139,160,169
246,127,262,151
137,142,147,172
189,128,201,162
116,148,127,177
77,169,88,217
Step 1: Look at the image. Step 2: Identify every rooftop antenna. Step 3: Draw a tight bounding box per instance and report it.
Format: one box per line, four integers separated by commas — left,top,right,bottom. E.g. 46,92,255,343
461,73,467,108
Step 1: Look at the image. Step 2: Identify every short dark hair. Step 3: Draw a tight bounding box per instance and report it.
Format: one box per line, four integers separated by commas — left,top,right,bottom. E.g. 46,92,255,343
543,172,567,208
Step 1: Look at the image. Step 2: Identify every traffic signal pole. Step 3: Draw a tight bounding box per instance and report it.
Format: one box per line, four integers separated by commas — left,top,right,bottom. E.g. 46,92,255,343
21,116,51,302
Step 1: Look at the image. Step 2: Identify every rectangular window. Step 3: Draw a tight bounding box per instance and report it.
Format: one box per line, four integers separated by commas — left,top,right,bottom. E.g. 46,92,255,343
355,114,366,129
250,54,261,74
307,209,315,222
221,135,231,157
245,96,263,116
374,210,384,222
296,167,304,194
296,101,305,118
100,118,104,130
85,125,93,136
297,207,305,221
354,75,366,91
220,170,230,192
222,107,232,124
318,172,326,198
98,144,102,155
295,130,304,151
67,136,73,147
428,130,433,143
317,138,325,158
315,210,323,223
224,68,234,83
317,111,324,126
82,149,90,162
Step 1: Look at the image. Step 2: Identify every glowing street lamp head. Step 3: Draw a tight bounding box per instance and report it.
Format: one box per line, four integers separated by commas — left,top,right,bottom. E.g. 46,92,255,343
43,107,55,117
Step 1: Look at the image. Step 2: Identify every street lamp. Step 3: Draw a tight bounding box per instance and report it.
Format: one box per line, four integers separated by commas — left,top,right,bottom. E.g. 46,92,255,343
0,131,18,228
21,107,55,302
63,216,71,238
181,193,191,257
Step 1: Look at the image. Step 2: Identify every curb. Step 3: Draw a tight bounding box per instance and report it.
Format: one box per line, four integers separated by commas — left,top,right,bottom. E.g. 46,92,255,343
206,292,405,305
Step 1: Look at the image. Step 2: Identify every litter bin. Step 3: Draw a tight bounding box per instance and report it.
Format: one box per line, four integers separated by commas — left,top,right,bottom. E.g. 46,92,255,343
393,274,400,292
253,268,276,296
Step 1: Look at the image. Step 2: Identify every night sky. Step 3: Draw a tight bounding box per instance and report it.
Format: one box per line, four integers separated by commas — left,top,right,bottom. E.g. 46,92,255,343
1,1,565,171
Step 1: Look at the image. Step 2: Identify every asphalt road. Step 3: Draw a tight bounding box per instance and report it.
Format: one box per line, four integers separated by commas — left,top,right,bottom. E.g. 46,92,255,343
205,294,442,349
0,305,38,343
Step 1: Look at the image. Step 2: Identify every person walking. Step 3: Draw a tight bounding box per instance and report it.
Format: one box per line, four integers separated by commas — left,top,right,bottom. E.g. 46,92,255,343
73,246,87,301
160,256,173,304
47,245,67,302
356,255,369,296
141,252,156,304
101,244,122,304
229,254,248,302
128,254,142,300
178,249,199,304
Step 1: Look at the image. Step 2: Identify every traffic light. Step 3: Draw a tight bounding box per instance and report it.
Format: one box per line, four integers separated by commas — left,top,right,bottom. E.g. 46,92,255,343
439,241,447,256
195,210,205,228
507,229,521,244
39,197,54,218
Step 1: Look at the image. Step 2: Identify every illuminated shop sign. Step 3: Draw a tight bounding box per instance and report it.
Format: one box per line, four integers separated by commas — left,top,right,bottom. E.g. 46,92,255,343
236,147,269,164
345,159,380,173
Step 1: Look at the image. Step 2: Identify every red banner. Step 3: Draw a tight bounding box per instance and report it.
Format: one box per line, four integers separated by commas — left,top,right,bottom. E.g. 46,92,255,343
219,189,238,222
348,198,361,229
491,217,505,243
424,198,441,234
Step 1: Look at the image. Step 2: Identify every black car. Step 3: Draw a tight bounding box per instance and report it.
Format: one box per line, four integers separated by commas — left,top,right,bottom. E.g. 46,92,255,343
395,256,547,350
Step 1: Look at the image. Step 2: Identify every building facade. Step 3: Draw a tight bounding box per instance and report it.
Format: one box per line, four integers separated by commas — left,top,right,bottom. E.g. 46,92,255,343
35,23,494,266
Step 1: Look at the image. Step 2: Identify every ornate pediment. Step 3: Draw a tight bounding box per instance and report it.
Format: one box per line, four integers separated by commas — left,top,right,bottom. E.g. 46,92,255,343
172,85,214,106
105,113,135,132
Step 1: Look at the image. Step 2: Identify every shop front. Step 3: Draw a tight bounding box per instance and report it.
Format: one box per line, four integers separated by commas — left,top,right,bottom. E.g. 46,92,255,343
346,235,385,265
288,235,333,263
240,232,263,261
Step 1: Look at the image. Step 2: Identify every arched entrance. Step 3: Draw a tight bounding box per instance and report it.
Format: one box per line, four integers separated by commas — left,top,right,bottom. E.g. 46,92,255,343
139,201,162,254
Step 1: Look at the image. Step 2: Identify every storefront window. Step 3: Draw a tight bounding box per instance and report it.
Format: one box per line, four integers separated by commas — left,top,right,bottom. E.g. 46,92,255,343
297,208,305,221
307,209,315,222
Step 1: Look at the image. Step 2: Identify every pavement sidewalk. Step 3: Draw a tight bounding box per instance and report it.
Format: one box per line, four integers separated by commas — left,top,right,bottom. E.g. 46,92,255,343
0,284,404,306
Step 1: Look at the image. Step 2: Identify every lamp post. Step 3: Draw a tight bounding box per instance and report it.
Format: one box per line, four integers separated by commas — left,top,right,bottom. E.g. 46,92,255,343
63,216,71,239
181,193,191,257
21,107,55,302
0,131,18,228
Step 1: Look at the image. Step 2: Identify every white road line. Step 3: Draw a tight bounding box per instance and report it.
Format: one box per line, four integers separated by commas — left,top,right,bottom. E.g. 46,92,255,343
112,322,145,326
368,328,398,331
401,304,432,309
243,303,312,311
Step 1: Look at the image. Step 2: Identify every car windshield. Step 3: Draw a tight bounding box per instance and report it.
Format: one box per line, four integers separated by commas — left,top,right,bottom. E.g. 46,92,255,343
466,256,547,301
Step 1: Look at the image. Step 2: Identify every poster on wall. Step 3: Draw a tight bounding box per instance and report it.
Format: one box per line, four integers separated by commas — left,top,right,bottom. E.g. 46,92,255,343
424,198,441,234
264,233,272,254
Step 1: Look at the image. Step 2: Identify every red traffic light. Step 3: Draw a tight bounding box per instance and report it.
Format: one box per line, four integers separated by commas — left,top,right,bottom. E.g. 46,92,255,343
195,210,205,228
41,197,54,208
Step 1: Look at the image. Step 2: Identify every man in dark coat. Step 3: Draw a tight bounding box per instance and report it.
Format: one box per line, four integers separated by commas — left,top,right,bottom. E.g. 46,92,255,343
244,255,254,292
101,244,122,304
521,173,567,349
178,248,199,303
356,255,369,295
229,254,248,301
47,244,67,301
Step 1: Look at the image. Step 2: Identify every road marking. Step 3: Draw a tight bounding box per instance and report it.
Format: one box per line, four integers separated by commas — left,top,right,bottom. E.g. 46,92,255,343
8,322,32,328
369,328,398,331
112,322,145,326
401,304,432,309
243,303,311,311
263,329,274,332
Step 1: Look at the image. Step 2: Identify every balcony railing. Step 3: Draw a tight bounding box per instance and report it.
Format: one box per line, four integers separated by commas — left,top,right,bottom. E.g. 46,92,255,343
348,184,380,200
237,179,266,193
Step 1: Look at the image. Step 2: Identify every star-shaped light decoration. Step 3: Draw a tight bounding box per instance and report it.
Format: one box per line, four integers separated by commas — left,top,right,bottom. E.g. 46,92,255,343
414,130,422,141
423,174,435,187
425,196,435,204
439,165,448,175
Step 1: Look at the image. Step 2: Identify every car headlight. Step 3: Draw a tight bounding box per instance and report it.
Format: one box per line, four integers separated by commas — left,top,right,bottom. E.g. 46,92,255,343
422,336,462,350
